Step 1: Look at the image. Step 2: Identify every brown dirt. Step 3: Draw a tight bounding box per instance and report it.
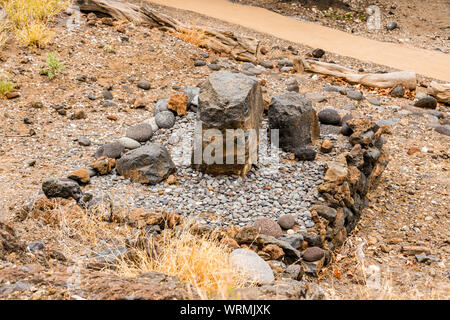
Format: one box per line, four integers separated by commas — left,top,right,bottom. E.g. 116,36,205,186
0,1,449,300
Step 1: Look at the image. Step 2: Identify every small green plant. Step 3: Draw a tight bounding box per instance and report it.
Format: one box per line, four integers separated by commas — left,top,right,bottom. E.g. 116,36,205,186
39,52,65,80
103,44,115,54
0,75,15,96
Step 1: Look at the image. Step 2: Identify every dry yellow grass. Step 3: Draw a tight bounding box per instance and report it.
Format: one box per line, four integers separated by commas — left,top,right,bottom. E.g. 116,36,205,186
0,0,68,47
24,197,130,258
15,22,54,47
24,198,250,299
0,0,67,27
117,222,251,299
0,21,10,48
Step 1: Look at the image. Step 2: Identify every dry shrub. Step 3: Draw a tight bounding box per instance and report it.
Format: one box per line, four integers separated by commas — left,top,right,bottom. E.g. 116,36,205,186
117,221,252,299
170,26,208,48
24,196,131,258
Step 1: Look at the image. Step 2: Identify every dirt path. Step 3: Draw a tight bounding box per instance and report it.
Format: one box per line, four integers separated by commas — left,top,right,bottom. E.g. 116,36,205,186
149,0,450,82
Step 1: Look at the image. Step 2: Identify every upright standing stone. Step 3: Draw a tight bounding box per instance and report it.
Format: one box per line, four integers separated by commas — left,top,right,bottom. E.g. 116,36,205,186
268,92,320,152
192,72,264,176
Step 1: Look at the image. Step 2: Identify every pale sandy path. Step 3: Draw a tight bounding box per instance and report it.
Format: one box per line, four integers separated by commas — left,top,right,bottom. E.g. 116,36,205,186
149,0,450,82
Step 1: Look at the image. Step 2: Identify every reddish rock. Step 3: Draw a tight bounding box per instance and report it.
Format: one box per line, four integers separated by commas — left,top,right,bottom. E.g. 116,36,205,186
277,214,295,230
90,157,115,175
168,93,188,116
320,140,334,153
254,218,283,239
5,92,20,99
302,246,324,262
262,244,284,260
68,168,90,184
407,147,420,155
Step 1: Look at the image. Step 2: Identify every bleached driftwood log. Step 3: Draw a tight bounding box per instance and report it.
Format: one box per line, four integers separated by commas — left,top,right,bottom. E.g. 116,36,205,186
295,58,417,90
74,0,148,22
75,0,260,62
427,81,450,104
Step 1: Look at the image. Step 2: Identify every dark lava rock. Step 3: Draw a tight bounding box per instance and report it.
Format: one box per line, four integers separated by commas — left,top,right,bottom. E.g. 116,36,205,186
390,84,405,97
287,84,299,92
27,241,45,253
310,205,337,222
386,21,398,31
208,64,221,71
318,108,341,125
126,123,153,142
303,233,323,248
95,142,125,159
153,98,169,115
78,136,91,146
155,111,175,129
268,92,319,152
42,178,83,202
347,89,364,101
137,80,151,90
435,125,450,136
259,60,273,69
312,48,325,58
340,114,354,136
194,60,206,67
102,90,113,100
293,148,316,161
116,143,176,185
414,96,437,109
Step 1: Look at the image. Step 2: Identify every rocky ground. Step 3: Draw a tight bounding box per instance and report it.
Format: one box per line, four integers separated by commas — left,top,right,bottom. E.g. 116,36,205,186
230,0,450,53
0,1,449,299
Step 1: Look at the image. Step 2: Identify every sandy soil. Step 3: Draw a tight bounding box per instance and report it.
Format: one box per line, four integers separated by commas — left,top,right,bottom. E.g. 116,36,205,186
148,0,450,82
0,1,449,299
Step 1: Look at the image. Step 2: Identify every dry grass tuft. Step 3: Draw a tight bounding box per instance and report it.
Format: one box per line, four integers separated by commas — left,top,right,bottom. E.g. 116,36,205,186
0,0,68,47
117,222,251,299
0,20,10,48
15,22,55,47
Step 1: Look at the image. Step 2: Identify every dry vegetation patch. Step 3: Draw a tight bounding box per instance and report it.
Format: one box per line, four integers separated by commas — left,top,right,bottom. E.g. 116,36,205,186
0,0,68,47
117,224,253,299
19,198,252,299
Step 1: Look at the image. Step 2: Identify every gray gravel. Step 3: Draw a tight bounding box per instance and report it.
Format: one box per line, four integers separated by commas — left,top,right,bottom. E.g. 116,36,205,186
89,112,326,229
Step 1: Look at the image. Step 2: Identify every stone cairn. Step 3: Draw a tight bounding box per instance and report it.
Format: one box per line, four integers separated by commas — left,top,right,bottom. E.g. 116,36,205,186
38,70,389,280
